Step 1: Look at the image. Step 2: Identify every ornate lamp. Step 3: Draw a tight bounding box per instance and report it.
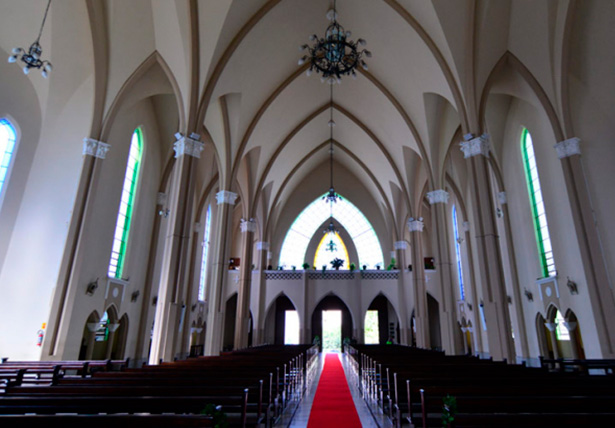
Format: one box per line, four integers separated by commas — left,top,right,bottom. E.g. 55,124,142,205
8,0,53,78
299,0,371,84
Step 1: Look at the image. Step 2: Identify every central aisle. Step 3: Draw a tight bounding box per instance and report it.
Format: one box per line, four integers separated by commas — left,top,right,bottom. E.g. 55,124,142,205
307,353,362,428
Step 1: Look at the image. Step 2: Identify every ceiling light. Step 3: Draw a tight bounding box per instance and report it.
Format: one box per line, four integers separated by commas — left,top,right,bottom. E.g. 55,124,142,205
300,0,370,84
8,0,53,78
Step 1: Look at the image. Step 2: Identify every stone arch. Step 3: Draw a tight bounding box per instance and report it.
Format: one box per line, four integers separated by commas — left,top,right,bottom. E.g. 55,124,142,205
563,309,585,359
311,294,355,352
79,311,101,360
262,294,298,346
364,293,401,345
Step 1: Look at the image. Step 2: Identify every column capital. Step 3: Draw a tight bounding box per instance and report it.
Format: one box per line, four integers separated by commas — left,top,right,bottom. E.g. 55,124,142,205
426,189,449,204
394,241,408,250
216,190,238,205
407,217,424,232
83,138,110,159
544,322,557,332
498,191,507,205
174,135,205,159
256,241,269,251
460,135,490,158
563,321,577,331
240,218,256,233
554,137,581,159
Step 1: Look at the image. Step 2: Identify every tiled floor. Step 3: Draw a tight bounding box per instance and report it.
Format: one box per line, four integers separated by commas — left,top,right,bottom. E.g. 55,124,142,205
276,353,392,428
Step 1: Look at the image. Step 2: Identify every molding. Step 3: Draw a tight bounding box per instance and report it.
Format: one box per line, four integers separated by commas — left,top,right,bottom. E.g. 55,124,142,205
426,189,449,204
544,322,557,332
394,241,407,250
256,241,270,251
407,217,424,232
554,137,581,159
173,136,205,159
462,221,470,232
83,138,110,159
216,190,238,205
563,321,577,331
460,135,490,158
240,218,256,233
498,191,507,205
157,192,168,206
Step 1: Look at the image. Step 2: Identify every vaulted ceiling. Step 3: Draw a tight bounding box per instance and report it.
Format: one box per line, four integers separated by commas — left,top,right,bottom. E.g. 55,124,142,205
0,0,584,239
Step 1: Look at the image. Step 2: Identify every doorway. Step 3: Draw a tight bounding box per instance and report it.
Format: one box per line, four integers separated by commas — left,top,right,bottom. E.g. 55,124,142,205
322,310,342,352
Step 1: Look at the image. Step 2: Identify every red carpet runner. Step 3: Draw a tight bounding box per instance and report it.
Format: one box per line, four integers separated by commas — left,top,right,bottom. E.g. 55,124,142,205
307,353,362,428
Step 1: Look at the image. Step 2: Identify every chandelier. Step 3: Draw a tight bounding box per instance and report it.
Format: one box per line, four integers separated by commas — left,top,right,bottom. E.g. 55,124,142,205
8,0,53,78
299,0,371,84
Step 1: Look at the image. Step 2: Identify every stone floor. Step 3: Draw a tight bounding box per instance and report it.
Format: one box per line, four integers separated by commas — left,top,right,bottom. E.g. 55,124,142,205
276,352,392,428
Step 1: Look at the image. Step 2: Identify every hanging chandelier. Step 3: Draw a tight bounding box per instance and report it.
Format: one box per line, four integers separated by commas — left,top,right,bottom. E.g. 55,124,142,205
8,0,53,78
299,0,371,84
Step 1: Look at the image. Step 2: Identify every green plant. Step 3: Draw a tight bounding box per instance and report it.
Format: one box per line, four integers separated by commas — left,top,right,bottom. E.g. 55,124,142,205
387,257,397,270
313,335,321,345
441,394,457,427
322,265,327,272
330,258,344,269
302,262,310,270
349,262,356,271
291,265,296,271
201,403,229,428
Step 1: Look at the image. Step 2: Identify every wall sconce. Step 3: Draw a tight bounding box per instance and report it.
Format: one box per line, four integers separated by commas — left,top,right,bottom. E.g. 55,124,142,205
152,296,158,306
567,277,579,295
496,208,503,218
467,303,473,311
456,237,464,244
507,295,512,304
130,290,140,302
158,208,170,218
85,278,99,296
191,304,197,312
524,288,533,301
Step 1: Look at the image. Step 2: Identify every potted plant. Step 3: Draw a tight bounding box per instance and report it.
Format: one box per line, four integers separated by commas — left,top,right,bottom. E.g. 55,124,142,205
387,257,396,271
322,265,327,272
302,262,310,270
349,262,356,271
330,258,344,270
362,265,367,270
291,265,296,271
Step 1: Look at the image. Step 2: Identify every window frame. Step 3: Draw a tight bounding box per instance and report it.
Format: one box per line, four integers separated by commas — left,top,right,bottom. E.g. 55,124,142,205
108,128,143,279
520,128,556,278
0,117,19,206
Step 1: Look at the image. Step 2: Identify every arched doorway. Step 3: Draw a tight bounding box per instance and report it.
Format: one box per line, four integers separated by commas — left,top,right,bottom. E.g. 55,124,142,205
364,294,400,344
79,311,100,360
263,294,299,345
564,310,585,359
311,295,353,352
427,294,442,351
223,294,238,351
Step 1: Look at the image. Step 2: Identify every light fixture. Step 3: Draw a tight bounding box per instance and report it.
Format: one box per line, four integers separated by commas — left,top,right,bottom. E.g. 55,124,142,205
7,0,53,78
299,0,371,84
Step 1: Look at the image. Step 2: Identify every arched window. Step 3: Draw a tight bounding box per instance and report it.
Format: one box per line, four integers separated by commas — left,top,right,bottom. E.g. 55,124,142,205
452,205,465,300
108,128,143,278
313,232,349,269
555,310,570,341
521,129,555,277
279,193,383,269
198,205,212,301
0,118,17,199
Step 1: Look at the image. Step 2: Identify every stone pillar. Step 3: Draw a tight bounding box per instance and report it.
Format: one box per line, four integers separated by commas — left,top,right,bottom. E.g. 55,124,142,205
394,240,411,345
409,218,430,349
461,220,484,353
85,321,99,360
497,191,530,360
461,135,515,362
104,323,120,359
253,242,269,344
544,322,560,359
427,189,459,354
150,134,203,363
563,321,580,359
204,190,238,355
554,138,615,357
234,218,256,349
43,139,110,358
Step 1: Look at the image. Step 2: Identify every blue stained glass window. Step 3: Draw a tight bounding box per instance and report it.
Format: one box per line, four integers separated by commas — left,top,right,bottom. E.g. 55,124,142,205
452,205,465,300
198,205,212,301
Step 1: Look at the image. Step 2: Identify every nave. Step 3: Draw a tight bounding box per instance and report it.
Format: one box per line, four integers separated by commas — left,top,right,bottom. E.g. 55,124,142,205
2,344,614,427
